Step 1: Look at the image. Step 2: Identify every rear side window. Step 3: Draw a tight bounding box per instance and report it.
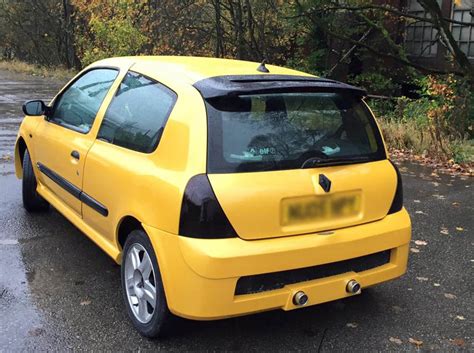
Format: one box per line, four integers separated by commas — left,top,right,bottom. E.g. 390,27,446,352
50,68,118,133
98,71,177,153
206,92,385,173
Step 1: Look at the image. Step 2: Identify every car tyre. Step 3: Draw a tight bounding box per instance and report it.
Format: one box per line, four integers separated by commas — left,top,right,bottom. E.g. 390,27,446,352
121,229,174,338
22,149,49,212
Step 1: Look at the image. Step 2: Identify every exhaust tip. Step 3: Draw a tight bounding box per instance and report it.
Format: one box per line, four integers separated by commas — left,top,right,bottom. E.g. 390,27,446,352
293,291,308,306
346,279,361,294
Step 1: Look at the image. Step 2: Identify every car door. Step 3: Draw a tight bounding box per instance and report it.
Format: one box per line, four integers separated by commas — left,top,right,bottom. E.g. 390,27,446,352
33,68,119,216
82,71,177,242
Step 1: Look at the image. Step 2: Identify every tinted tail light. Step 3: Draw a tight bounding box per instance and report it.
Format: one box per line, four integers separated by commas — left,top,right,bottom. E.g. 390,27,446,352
388,160,403,214
179,174,237,238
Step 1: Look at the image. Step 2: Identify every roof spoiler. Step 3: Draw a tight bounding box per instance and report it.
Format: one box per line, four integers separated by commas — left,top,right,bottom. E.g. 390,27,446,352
193,75,367,99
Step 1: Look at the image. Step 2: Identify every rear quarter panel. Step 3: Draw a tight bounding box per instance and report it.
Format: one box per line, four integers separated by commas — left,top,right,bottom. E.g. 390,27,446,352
81,68,208,248
364,100,389,156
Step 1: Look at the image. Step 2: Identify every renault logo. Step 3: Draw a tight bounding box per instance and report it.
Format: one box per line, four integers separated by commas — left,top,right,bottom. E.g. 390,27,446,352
319,174,331,193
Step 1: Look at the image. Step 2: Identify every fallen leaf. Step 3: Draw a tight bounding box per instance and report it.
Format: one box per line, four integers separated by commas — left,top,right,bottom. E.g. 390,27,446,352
434,283,441,287
389,337,403,345
391,305,403,313
440,227,449,235
346,322,358,328
455,227,464,231
28,327,45,336
80,300,91,306
452,202,460,206
444,293,457,299
431,181,440,187
414,240,427,246
410,248,420,253
409,337,423,347
455,315,465,321
450,338,465,347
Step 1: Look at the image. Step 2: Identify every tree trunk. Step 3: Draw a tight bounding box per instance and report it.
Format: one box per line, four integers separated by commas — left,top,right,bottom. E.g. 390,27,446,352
61,0,80,69
234,1,244,59
214,0,225,57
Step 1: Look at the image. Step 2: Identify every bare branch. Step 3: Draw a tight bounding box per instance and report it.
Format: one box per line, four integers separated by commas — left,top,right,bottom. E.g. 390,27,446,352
289,3,473,27
321,25,464,76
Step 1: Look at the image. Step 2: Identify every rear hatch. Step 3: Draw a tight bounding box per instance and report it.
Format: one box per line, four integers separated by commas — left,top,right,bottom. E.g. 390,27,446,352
197,76,396,240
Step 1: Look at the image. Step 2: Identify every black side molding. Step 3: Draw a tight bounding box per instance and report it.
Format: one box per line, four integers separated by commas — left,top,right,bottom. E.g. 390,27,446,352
37,162,81,199
80,192,108,217
36,162,109,217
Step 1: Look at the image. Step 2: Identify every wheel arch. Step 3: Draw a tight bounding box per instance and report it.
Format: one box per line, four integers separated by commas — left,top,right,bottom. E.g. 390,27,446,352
15,136,28,179
117,215,146,253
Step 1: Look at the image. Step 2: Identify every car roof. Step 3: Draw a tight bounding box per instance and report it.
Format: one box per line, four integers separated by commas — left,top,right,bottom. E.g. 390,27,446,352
91,56,315,85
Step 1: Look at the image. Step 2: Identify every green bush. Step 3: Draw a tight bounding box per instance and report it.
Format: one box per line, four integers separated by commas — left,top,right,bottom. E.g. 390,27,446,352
79,15,147,66
373,74,473,163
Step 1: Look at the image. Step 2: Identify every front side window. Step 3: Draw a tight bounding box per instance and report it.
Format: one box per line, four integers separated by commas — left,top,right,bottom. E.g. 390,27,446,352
50,69,118,133
98,71,177,153
206,92,386,173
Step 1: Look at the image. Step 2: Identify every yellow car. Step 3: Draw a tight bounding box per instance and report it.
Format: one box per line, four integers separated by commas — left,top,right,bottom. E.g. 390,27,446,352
15,56,411,337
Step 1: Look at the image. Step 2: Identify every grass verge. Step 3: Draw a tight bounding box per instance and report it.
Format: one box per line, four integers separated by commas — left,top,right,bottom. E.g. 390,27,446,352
0,60,75,80
379,118,473,175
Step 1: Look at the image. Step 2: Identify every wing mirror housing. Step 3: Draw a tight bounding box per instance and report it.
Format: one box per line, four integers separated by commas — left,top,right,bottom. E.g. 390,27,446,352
22,100,49,116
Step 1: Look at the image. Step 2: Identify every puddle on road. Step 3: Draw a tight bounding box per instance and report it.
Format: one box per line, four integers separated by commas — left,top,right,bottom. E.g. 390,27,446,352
0,71,72,347
0,69,67,159
0,218,46,348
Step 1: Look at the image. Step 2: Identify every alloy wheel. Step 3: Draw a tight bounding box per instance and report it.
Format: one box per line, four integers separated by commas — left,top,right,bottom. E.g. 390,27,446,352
124,243,157,323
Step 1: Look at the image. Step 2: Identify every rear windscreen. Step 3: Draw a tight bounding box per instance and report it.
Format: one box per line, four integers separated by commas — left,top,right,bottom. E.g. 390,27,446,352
206,92,386,173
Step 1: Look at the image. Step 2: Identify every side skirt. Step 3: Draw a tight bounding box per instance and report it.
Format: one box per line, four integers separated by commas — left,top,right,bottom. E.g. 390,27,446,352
36,181,121,263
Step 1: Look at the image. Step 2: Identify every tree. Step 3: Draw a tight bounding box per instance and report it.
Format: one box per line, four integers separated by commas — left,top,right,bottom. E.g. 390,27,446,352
0,0,79,68
292,0,473,81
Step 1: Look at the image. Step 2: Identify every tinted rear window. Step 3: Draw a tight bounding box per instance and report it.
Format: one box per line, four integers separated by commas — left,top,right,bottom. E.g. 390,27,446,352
206,92,385,173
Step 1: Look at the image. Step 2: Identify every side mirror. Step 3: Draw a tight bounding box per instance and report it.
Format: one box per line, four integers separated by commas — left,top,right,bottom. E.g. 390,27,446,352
22,100,48,116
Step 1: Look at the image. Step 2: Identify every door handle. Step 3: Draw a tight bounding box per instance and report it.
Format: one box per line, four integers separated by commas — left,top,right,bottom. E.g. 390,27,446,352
71,150,80,160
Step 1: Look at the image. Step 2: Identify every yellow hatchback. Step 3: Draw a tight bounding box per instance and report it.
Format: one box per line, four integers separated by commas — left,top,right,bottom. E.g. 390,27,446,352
15,56,411,337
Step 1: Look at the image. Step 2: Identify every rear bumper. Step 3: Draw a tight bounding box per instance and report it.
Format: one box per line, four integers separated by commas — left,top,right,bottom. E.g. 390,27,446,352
144,208,411,320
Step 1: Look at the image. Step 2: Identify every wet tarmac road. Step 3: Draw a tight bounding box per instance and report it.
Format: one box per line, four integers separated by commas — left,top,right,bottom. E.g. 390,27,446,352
0,70,473,351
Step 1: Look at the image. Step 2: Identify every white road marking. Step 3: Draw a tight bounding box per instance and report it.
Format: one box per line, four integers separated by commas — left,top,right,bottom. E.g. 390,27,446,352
0,239,19,245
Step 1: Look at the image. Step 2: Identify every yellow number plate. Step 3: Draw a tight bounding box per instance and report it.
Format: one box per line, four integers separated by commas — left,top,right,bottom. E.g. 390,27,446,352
281,191,361,226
